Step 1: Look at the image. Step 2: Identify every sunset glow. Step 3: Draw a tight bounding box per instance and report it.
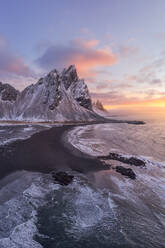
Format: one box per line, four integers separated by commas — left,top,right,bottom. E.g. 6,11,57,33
105,98,165,109
0,0,165,117
1,2,165,248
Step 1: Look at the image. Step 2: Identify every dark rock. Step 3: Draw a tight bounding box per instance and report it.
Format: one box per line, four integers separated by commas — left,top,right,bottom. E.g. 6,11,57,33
51,171,74,186
49,91,63,110
93,100,107,112
127,121,145,125
98,152,145,167
38,78,44,85
75,96,92,110
115,166,136,179
61,65,78,90
0,82,19,102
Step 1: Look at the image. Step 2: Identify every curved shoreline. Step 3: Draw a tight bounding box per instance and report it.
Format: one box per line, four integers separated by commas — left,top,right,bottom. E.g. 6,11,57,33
0,118,145,125
0,116,145,181
0,124,110,180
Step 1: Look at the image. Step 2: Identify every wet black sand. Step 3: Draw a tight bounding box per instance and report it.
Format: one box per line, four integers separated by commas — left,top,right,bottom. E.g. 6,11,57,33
0,124,110,180
0,117,145,180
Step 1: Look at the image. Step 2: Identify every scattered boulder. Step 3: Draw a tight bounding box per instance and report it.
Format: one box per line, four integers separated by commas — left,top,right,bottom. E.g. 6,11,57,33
115,166,136,179
98,152,145,167
51,171,74,186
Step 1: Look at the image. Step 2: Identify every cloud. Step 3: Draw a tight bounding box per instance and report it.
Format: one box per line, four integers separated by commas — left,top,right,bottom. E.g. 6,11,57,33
94,79,132,92
91,91,139,105
150,78,162,85
154,32,165,40
91,89,165,108
119,45,139,57
116,38,139,58
125,56,165,86
36,38,117,79
80,27,93,36
96,82,109,90
0,35,33,78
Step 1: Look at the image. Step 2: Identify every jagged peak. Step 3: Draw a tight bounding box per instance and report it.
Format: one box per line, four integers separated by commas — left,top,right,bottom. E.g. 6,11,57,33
0,81,19,102
46,65,78,77
62,64,76,73
0,65,104,121
93,99,106,112
37,65,79,88
58,65,78,90
61,65,78,81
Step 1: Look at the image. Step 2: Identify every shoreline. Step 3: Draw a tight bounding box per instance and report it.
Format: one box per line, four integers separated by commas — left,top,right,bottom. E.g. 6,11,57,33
0,118,145,125
0,116,145,181
0,121,165,248
0,124,110,181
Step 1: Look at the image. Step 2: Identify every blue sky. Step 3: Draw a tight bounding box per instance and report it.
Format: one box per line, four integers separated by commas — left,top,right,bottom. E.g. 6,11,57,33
0,0,165,111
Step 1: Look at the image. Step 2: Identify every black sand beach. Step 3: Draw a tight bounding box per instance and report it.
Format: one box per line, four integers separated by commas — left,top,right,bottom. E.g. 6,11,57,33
1,121,165,248
0,117,145,180
0,124,110,180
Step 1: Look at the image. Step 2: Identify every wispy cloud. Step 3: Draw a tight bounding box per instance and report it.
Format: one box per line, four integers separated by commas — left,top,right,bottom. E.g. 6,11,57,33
91,91,139,105
0,35,33,77
125,55,165,86
91,89,165,107
119,44,139,57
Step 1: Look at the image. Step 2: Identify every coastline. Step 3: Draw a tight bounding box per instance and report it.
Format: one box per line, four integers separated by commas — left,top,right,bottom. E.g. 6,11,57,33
0,116,145,181
0,124,110,181
0,120,165,248
0,118,145,125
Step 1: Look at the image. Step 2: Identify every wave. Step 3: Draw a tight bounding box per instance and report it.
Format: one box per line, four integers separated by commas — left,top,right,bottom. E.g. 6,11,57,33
0,170,132,248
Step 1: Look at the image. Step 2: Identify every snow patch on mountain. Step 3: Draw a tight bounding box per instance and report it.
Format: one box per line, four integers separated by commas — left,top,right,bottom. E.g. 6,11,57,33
0,65,104,122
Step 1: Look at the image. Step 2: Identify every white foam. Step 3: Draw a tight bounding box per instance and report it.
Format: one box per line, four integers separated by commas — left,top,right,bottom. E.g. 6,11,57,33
0,218,43,248
23,127,34,131
67,125,107,156
0,124,52,146
0,171,57,248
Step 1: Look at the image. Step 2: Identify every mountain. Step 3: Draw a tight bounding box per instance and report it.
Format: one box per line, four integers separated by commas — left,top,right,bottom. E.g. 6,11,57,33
93,100,107,112
0,65,104,122
0,82,20,120
92,100,109,117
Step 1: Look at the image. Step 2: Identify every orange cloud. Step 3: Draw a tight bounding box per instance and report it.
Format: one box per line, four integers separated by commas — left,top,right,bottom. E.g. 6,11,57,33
36,38,117,79
74,39,99,48
73,42,117,78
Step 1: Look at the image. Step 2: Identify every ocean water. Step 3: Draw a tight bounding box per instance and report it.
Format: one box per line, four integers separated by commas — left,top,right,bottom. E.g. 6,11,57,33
0,119,165,248
67,118,165,247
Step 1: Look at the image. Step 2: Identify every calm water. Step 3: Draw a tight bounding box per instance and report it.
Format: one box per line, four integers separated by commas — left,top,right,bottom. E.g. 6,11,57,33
0,118,165,248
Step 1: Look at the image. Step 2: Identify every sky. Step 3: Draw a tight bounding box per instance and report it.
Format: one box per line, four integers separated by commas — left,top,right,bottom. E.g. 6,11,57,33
0,0,165,117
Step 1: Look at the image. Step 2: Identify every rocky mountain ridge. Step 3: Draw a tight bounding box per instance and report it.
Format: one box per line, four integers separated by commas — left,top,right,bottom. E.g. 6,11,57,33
0,65,104,122
93,100,107,112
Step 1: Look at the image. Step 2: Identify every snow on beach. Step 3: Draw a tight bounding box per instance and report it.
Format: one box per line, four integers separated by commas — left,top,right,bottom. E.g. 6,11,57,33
0,123,54,146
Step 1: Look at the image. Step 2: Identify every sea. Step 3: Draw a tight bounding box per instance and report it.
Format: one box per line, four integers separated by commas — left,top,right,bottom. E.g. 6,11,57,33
0,116,165,248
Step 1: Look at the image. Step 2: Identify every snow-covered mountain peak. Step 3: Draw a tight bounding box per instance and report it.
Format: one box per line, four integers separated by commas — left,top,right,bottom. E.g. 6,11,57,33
0,82,19,102
0,65,104,122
